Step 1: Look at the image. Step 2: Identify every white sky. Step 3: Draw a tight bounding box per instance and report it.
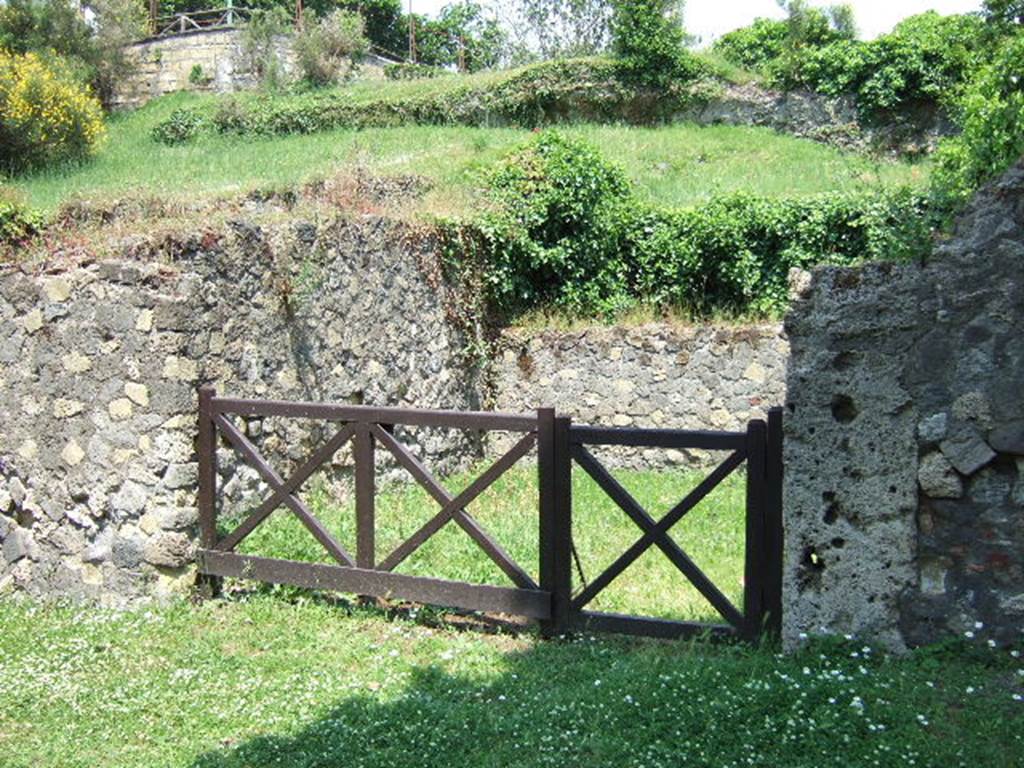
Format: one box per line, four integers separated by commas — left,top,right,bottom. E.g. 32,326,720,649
407,1,984,42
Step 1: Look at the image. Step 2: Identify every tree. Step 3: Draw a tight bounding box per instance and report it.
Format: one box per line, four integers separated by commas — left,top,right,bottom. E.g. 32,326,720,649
408,2,506,71
293,8,369,85
983,0,1024,27
503,0,614,61
0,0,146,106
610,0,697,87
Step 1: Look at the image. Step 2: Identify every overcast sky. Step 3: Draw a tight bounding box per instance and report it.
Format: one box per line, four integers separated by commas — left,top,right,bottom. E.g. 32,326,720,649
406,1,984,42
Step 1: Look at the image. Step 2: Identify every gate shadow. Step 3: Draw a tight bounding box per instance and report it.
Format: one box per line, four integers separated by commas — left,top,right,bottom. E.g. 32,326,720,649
186,623,738,768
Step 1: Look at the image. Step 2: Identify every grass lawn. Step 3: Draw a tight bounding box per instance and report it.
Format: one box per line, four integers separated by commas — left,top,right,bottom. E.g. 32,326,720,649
0,595,1021,768
7,91,927,215
232,464,746,623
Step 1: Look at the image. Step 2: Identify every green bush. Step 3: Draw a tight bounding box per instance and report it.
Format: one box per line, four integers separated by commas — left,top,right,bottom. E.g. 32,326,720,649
0,50,105,173
0,192,43,248
151,108,205,145
384,62,446,80
178,58,712,140
775,12,989,119
712,18,788,71
438,131,932,319
932,31,1024,206
293,9,369,87
610,0,705,88
0,0,146,107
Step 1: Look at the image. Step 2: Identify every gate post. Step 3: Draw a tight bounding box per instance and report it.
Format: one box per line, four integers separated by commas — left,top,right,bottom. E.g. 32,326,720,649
538,409,572,637
355,424,376,570
743,419,767,641
764,407,784,636
197,384,221,596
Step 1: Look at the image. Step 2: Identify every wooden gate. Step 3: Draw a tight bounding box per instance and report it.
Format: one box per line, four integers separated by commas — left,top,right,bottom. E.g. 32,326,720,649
196,387,783,641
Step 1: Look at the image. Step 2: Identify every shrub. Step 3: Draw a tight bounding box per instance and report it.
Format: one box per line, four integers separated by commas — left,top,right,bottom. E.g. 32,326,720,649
776,12,989,119
609,0,705,88
293,9,369,87
438,131,932,319
151,107,205,145
240,7,292,91
932,31,1024,207
384,62,446,80
0,0,146,106
0,190,42,248
712,18,788,71
0,50,105,173
188,57,713,141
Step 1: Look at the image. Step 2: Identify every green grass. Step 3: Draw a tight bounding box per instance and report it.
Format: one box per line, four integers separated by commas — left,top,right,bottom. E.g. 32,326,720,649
0,597,1020,768
231,465,745,623
7,91,927,215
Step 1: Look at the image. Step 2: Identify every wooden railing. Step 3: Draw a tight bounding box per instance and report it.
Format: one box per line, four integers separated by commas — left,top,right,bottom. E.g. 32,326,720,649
196,386,784,641
151,6,253,38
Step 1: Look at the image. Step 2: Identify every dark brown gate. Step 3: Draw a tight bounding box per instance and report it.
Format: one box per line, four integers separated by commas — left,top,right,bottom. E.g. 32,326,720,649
196,386,783,642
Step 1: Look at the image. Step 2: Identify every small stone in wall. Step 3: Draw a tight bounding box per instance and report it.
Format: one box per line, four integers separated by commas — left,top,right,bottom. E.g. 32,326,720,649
21,309,43,333
124,383,150,407
2,528,28,563
940,425,996,476
989,420,1024,455
43,278,71,303
53,399,85,419
17,440,37,461
135,309,153,332
918,452,963,499
61,440,85,467
61,351,92,373
917,413,948,444
162,356,198,382
108,398,134,420
144,531,191,568
952,391,993,429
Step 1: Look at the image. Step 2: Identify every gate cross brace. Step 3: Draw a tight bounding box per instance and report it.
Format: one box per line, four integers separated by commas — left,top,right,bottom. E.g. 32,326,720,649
569,445,747,630
373,425,539,590
213,414,355,567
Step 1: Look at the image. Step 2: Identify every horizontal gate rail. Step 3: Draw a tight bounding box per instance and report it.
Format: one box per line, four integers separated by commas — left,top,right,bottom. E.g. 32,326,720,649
568,426,746,451
199,551,552,619
210,396,537,432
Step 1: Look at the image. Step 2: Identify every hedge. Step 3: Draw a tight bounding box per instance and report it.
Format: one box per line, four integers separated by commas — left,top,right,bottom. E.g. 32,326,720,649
436,132,933,320
153,58,715,140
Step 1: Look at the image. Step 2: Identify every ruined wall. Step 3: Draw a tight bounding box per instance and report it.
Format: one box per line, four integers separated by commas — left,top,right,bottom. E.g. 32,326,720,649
114,29,392,108
488,324,787,465
784,161,1024,650
0,216,477,603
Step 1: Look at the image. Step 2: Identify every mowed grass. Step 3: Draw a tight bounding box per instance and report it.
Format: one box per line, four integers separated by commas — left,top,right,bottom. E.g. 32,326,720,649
230,463,745,623
8,91,927,214
0,596,1021,768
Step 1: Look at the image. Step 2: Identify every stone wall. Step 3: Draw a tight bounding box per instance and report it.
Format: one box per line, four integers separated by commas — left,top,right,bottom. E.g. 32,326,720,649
783,161,1024,650
114,28,392,108
0,216,476,603
488,324,788,465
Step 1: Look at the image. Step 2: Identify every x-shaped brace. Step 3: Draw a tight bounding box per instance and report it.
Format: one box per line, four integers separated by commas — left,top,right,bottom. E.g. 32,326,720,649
570,445,747,629
373,425,539,590
213,415,357,567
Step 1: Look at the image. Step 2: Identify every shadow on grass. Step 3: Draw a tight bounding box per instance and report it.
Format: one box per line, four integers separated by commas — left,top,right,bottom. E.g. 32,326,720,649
186,628,733,768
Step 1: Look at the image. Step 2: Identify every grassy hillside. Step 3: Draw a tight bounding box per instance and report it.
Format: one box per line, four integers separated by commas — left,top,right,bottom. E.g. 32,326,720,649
10,91,926,215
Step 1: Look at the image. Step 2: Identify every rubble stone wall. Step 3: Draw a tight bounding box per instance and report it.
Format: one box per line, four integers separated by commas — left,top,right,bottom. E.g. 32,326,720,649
0,216,477,603
783,162,1024,650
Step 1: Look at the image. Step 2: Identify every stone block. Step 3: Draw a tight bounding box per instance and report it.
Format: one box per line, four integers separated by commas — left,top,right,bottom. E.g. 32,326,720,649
940,426,996,476
918,452,962,499
144,532,191,568
2,528,27,563
989,420,1024,455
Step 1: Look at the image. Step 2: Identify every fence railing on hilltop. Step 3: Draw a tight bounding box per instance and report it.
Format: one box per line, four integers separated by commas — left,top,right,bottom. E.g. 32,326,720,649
151,5,253,38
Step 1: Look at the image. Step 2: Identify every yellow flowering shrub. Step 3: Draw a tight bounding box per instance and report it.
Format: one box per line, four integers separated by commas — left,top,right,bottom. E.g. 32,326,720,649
0,49,105,173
